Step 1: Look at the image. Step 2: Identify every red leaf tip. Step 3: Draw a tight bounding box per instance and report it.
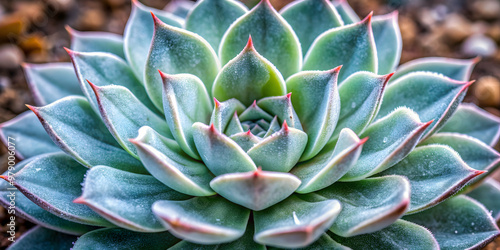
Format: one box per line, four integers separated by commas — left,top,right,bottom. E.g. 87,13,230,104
213,97,221,108
73,197,86,204
359,137,369,145
286,92,292,99
0,176,7,181
254,166,263,177
87,80,99,93
328,65,342,75
282,120,289,132
362,11,373,24
472,56,481,64
474,170,487,176
422,119,434,129
245,35,254,50
251,100,257,107
246,130,252,136
209,123,217,133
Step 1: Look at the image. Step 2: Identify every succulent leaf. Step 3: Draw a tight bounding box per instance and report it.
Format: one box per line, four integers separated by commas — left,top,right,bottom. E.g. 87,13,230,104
404,195,500,250
376,72,471,139
467,179,500,221
315,175,410,237
329,220,439,249
145,15,220,110
331,71,389,141
286,68,341,160
8,226,77,250
391,57,478,82
22,63,82,106
192,122,257,175
225,111,245,136
210,168,301,210
214,38,287,106
185,0,248,51
372,12,402,75
28,96,146,173
230,131,262,151
420,133,500,179
131,126,215,196
0,111,60,160
73,228,180,250
267,233,350,250
170,221,265,249
124,0,183,79
439,103,500,146
161,73,213,159
153,196,250,244
292,128,365,193
67,27,125,59
219,0,302,78
332,0,360,24
257,94,303,130
211,98,246,133
341,107,431,181
377,145,484,213
90,84,173,158
0,153,112,227
254,195,341,248
0,157,98,235
68,50,159,113
77,166,189,232
165,0,196,18
247,122,308,172
264,116,281,137
280,0,343,56
303,14,377,82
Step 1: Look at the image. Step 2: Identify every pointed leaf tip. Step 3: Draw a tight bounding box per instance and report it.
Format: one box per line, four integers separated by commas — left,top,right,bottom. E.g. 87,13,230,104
363,11,373,24
245,35,254,50
214,97,221,108
73,197,86,204
282,120,289,132
0,175,7,181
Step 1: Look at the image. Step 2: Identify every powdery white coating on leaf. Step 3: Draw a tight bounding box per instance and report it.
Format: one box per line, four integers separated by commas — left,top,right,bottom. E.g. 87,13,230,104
8,226,77,250
67,26,125,59
391,57,479,82
219,0,302,79
371,11,402,75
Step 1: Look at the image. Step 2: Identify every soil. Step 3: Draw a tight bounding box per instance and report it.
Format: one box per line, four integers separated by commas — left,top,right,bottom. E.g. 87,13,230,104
0,0,499,249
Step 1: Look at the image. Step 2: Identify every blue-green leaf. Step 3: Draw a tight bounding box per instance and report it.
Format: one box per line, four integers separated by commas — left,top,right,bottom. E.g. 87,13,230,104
316,175,410,237
1,153,111,227
165,0,195,18
404,195,500,250
185,0,247,51
280,0,343,56
257,94,303,130
286,68,340,160
420,133,500,177
211,98,246,134
67,26,125,59
210,168,300,210
292,128,366,193
329,220,439,249
73,228,180,250
124,0,183,79
377,145,484,213
77,165,189,232
247,122,308,172
391,57,478,82
28,96,145,173
439,103,500,147
341,107,431,181
67,50,158,113
219,0,302,78
303,14,377,82
376,72,471,139
372,12,401,75
0,111,60,160
0,157,97,235
332,0,360,24
153,196,250,244
213,38,287,106
90,84,172,158
467,179,500,221
22,63,82,106
161,73,212,160
254,195,341,248
331,71,389,141
131,126,215,196
8,226,77,250
192,122,257,175
145,15,219,110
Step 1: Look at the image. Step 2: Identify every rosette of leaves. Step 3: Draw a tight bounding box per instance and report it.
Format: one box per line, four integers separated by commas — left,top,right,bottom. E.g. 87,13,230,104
2,0,500,249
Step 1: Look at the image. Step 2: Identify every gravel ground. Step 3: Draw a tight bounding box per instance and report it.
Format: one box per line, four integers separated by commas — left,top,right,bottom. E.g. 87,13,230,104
0,0,499,248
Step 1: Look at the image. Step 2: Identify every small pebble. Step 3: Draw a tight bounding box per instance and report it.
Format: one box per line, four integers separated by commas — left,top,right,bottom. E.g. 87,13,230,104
461,34,497,57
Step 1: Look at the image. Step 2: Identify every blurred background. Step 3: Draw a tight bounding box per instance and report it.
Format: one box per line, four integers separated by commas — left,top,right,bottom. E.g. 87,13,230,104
0,0,499,248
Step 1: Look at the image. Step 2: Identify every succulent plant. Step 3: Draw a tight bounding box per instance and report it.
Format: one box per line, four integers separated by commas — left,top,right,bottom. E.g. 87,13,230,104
2,0,500,249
